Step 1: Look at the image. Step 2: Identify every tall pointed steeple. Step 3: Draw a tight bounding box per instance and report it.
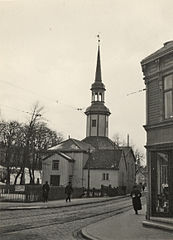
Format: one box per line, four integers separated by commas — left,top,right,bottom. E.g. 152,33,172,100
85,36,111,138
95,41,102,82
91,35,105,93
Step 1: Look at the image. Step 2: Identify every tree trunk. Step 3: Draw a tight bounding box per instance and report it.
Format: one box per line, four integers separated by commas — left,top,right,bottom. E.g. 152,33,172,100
20,167,25,184
29,168,34,184
6,166,11,184
14,168,22,185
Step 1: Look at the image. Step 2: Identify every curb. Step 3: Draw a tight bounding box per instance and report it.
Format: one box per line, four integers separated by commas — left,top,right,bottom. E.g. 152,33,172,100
81,228,98,240
143,220,173,232
0,195,129,211
80,205,133,240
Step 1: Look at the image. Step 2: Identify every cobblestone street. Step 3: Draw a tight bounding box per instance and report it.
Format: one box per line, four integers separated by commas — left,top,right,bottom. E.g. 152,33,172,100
0,197,132,240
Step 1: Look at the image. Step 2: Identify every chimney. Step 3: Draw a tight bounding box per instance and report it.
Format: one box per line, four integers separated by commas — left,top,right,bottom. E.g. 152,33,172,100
127,134,129,147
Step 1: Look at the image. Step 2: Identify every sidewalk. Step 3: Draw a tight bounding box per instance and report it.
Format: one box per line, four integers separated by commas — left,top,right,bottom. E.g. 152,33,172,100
82,205,173,240
0,195,126,211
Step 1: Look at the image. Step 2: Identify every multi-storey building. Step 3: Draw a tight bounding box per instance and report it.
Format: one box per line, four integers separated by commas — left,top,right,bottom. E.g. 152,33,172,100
141,41,173,218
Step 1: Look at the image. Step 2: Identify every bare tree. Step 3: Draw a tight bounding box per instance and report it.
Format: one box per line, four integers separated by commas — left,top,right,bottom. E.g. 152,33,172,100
112,133,126,147
0,120,23,184
0,102,64,185
18,103,43,184
28,122,64,184
134,148,145,171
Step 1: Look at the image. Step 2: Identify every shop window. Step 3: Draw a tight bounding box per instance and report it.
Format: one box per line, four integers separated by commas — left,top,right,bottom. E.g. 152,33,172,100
164,74,173,119
155,152,169,214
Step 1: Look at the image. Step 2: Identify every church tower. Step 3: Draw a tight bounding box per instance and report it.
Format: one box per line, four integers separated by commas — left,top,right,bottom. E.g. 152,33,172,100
85,37,111,138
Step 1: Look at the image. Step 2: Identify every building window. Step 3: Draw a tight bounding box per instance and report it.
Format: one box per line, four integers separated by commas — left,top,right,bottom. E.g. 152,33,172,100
102,173,109,180
52,160,59,170
106,173,109,180
92,119,96,127
50,175,60,186
164,74,173,119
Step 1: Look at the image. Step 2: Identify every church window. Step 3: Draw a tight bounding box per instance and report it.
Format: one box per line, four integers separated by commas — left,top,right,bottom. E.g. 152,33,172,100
94,93,98,101
99,93,102,101
102,173,109,180
52,160,59,170
106,173,109,180
92,119,96,127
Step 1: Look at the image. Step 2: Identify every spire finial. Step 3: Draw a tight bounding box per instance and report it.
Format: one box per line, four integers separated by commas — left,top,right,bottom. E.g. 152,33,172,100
97,34,100,45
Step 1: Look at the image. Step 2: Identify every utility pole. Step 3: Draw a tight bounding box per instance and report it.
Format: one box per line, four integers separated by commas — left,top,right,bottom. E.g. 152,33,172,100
87,148,91,197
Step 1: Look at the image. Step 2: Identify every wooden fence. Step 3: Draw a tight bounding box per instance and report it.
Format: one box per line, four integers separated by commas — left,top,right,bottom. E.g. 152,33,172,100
0,185,84,202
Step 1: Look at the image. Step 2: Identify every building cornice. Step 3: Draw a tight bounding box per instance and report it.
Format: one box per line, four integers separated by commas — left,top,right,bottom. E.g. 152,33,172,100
145,142,173,150
143,120,173,131
141,48,173,65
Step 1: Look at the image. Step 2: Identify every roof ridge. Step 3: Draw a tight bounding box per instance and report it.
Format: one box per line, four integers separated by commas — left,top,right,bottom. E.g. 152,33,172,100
71,138,82,149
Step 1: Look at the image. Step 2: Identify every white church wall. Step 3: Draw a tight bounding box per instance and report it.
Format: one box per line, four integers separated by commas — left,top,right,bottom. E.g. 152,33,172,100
42,153,69,186
90,114,97,136
98,115,106,136
65,152,87,188
83,169,118,189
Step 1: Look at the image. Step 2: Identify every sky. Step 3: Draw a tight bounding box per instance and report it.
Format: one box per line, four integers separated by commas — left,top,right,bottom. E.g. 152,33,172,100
0,0,173,162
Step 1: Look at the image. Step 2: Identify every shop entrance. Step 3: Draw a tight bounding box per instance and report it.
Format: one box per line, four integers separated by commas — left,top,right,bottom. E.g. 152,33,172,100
151,150,173,217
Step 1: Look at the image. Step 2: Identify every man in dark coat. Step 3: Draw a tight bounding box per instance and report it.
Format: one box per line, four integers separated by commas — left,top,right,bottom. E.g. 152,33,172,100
65,182,73,202
42,181,50,202
130,185,142,214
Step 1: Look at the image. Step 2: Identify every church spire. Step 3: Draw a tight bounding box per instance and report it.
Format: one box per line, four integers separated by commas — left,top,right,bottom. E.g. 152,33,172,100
91,35,105,91
85,36,111,138
95,35,102,83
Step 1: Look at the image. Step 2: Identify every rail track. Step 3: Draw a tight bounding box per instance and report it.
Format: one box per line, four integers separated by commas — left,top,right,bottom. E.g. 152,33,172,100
1,198,132,235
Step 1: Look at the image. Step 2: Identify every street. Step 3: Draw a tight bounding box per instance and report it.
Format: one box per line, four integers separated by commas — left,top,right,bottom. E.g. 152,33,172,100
0,196,132,240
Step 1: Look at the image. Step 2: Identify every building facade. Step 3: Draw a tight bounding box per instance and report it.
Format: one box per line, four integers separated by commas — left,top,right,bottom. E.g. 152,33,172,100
42,138,93,188
141,41,173,218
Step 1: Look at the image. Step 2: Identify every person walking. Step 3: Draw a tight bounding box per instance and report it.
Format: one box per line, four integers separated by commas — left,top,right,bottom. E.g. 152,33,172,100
42,181,50,202
130,185,142,214
65,182,73,202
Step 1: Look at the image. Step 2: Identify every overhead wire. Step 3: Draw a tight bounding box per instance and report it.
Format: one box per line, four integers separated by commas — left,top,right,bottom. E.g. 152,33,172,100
126,88,146,96
0,79,85,115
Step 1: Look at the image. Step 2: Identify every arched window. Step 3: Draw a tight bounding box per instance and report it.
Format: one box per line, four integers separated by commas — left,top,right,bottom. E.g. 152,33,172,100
99,93,102,101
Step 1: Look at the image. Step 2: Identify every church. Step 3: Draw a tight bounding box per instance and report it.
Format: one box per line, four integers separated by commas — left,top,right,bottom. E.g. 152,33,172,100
42,39,136,193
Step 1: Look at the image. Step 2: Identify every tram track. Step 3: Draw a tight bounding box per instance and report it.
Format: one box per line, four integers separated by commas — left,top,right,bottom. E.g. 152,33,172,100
1,203,132,235
0,196,130,221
